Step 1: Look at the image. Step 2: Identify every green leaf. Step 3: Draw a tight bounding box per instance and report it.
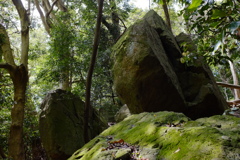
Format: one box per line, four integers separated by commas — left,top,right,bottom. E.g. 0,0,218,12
187,0,202,12
211,10,226,19
213,41,222,53
209,21,222,28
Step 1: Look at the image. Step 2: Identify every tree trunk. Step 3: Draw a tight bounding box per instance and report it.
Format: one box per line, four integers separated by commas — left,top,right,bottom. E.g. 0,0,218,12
84,0,104,143
0,24,29,160
59,70,70,90
8,65,28,160
7,1,30,159
101,0,121,42
162,0,172,32
228,60,240,99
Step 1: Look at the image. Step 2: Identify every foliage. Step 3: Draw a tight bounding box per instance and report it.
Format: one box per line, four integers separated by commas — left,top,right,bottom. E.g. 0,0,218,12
35,0,133,109
0,108,11,155
181,0,240,65
23,96,40,160
0,86,39,158
0,1,18,29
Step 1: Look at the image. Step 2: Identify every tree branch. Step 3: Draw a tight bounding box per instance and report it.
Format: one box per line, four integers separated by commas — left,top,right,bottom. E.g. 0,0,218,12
33,0,51,34
12,0,30,66
46,0,58,23
227,99,240,107
0,63,15,73
217,82,240,89
0,24,16,66
55,0,67,12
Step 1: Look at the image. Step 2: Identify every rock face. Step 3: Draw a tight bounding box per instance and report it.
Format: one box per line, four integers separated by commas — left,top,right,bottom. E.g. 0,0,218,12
114,104,131,122
69,111,240,160
39,89,107,160
112,10,228,119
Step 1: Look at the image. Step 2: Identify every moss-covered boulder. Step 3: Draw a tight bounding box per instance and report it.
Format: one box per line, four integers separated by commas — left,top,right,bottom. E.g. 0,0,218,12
39,89,107,160
111,10,228,119
68,111,240,160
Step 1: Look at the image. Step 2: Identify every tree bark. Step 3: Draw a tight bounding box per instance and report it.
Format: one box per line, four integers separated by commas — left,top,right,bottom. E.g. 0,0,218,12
84,0,104,143
12,0,30,66
100,0,121,42
0,24,15,66
34,0,51,34
226,50,240,99
8,65,28,160
0,1,30,159
217,82,240,90
228,60,240,99
162,0,172,33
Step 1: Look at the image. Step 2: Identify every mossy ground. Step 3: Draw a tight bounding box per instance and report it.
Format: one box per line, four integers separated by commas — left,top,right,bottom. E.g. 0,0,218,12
68,112,240,160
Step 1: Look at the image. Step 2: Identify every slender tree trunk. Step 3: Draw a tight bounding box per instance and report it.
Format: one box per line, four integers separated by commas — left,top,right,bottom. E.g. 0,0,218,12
226,50,240,99
162,0,172,32
84,0,104,143
60,70,70,90
228,60,240,99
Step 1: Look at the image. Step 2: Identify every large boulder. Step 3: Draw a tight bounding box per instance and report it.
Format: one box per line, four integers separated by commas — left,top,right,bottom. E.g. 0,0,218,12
69,111,240,160
39,89,107,160
112,10,228,119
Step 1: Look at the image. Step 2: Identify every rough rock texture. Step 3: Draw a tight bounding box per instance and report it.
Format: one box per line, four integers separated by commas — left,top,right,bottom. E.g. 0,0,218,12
68,111,240,160
112,10,228,119
114,104,131,122
39,89,107,160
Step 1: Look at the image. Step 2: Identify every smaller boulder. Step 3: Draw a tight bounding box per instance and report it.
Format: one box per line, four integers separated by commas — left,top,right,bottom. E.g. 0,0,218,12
114,104,131,122
39,89,107,160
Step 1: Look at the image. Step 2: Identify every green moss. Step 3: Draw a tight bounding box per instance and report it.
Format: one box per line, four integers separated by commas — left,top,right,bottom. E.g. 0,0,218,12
69,112,240,160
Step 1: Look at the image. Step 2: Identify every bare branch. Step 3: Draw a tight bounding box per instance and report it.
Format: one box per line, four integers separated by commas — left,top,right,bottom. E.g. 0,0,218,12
217,82,240,89
12,0,30,66
55,0,67,12
0,63,15,73
42,0,52,14
34,0,51,34
45,0,58,27
119,17,127,31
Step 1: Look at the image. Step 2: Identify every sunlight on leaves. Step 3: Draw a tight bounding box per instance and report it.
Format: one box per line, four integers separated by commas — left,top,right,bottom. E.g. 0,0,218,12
187,0,202,12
